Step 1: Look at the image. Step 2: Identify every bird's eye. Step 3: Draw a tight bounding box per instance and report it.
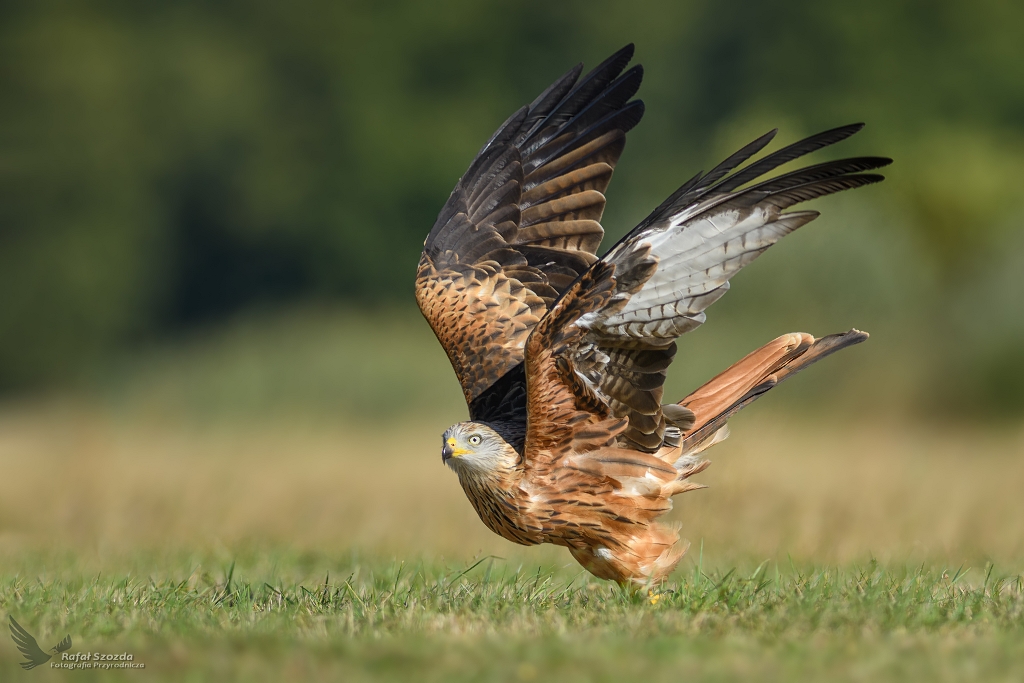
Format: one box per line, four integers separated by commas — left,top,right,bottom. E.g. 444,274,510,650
468,434,482,446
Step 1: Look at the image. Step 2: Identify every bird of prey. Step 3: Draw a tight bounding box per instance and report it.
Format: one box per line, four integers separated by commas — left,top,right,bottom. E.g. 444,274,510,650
415,45,888,584
8,616,72,670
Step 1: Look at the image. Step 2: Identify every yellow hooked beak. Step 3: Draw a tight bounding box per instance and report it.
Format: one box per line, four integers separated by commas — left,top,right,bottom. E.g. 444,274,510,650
442,437,470,462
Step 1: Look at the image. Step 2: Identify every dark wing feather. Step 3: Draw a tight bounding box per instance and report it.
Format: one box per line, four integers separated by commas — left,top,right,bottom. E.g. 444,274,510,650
524,126,889,455
416,45,643,411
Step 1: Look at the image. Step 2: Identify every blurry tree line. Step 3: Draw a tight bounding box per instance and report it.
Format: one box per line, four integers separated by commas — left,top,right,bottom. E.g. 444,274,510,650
0,0,1022,411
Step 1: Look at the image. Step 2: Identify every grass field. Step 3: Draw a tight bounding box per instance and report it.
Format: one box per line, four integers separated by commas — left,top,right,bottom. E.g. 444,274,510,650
1,308,1023,680
3,553,1023,682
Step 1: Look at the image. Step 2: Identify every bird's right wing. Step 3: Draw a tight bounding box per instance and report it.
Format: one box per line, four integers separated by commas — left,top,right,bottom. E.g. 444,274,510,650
416,45,644,418
523,126,889,457
8,616,52,670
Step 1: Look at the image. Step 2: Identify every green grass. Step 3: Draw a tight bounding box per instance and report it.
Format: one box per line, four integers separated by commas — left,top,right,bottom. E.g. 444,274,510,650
3,554,1023,682
2,306,1021,681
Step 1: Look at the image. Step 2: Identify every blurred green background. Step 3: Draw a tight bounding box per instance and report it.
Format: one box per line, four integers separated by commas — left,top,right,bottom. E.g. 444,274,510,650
2,6,1024,679
1,0,1022,418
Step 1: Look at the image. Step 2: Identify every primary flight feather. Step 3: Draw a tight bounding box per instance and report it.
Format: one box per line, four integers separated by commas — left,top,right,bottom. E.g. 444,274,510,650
415,44,889,584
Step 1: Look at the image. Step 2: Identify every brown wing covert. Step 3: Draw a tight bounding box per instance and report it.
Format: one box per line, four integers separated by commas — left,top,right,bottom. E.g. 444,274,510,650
416,45,644,408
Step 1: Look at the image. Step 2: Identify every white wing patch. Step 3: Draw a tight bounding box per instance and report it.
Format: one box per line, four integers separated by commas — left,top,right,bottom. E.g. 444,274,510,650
594,206,818,341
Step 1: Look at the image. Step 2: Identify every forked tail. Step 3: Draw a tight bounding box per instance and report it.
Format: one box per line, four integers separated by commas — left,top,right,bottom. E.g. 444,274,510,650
677,329,868,454
569,331,867,585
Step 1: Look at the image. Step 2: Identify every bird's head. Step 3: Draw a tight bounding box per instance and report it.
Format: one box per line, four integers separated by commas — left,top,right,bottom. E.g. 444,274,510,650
441,422,517,477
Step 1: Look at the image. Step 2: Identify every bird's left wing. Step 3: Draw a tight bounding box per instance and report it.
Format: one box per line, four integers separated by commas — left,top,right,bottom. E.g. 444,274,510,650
521,261,627,464
522,126,889,459
416,45,644,416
